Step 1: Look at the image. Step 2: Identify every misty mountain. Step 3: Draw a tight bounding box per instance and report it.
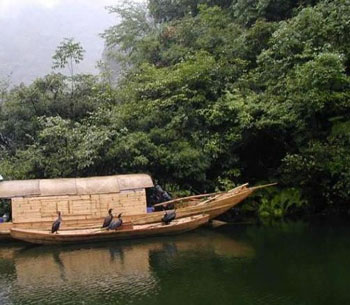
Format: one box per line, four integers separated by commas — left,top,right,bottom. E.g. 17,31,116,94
0,0,118,85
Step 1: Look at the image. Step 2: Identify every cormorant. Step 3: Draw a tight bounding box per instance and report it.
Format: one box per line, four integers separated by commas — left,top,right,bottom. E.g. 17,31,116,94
162,209,176,225
102,208,113,228
51,211,62,234
108,213,123,230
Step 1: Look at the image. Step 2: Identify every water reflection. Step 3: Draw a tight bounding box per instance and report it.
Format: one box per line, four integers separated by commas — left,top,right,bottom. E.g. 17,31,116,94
13,243,158,290
0,229,253,305
0,244,20,305
2,223,350,305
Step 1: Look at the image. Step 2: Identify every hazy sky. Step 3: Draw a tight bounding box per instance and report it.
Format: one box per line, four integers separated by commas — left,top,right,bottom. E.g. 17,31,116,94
0,0,120,85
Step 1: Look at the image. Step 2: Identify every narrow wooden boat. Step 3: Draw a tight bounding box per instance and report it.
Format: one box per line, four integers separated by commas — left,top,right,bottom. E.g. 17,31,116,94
10,214,209,245
131,183,255,225
0,182,275,240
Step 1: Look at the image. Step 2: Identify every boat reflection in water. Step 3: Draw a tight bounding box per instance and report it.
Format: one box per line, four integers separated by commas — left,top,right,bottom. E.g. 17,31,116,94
13,242,160,297
1,229,253,304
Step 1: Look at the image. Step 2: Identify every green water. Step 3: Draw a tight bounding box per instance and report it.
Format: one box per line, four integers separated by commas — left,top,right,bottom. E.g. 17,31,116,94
0,221,350,305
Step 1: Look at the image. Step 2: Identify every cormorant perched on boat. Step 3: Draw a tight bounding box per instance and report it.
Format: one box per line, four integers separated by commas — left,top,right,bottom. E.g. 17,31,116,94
162,209,176,225
108,213,123,230
51,211,62,234
102,208,113,228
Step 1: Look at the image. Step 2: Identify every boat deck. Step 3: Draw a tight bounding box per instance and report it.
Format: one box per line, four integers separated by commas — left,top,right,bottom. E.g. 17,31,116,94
10,214,210,245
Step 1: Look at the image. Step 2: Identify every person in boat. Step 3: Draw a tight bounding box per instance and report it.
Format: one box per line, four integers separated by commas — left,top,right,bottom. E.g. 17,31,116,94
108,213,123,230
162,209,176,225
0,198,12,222
148,184,173,211
51,211,62,234
102,208,113,228
155,184,172,202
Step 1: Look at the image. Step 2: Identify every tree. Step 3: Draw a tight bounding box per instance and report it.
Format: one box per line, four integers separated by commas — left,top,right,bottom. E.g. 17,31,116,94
100,1,158,69
2,0,350,216
230,0,321,26
0,74,11,105
52,38,85,93
148,0,234,23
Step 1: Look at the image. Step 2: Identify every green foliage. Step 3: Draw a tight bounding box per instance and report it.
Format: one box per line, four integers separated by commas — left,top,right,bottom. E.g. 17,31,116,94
1,0,350,218
230,0,321,26
101,1,156,66
283,119,350,210
148,0,198,22
0,199,10,218
258,188,308,218
52,38,85,75
0,73,113,149
0,75,10,104
148,0,233,23
52,38,86,96
0,115,116,178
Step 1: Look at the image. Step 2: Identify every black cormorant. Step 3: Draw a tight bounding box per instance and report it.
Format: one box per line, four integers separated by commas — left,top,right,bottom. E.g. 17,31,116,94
108,213,123,230
102,208,113,228
162,209,176,225
51,211,62,234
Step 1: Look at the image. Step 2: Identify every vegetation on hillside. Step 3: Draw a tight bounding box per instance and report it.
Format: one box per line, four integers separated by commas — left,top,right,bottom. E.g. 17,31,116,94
0,0,349,218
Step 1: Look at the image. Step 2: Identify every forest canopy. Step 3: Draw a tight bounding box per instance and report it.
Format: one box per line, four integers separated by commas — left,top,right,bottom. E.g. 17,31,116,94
0,0,349,217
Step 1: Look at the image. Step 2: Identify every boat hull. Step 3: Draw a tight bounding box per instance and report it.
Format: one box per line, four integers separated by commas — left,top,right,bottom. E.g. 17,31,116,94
132,188,253,225
1,185,253,240
10,214,209,245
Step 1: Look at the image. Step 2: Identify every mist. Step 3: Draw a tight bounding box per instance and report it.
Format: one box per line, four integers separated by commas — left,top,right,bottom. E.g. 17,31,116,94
0,0,118,85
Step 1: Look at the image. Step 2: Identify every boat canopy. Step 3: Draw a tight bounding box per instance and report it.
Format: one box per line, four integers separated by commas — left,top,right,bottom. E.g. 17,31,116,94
0,174,154,198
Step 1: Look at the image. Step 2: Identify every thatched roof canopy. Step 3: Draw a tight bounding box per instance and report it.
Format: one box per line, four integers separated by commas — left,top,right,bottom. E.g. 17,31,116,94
0,174,153,198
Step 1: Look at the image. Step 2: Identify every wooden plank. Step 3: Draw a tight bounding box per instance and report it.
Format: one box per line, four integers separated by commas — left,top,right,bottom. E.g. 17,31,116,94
153,192,218,207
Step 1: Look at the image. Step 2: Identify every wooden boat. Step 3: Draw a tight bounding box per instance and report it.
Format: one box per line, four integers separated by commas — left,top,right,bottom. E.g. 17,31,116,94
0,180,275,240
10,214,209,245
0,223,13,241
131,183,257,225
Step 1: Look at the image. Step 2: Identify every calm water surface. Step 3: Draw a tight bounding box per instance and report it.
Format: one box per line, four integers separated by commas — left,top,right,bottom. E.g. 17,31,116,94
0,221,350,305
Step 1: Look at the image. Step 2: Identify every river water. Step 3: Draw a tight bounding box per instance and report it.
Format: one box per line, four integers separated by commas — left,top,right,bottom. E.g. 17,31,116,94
0,221,349,305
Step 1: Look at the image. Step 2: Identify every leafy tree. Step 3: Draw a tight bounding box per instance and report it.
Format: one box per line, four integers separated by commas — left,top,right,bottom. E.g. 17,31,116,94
148,0,234,23
0,72,113,154
101,1,156,67
52,38,85,75
230,0,321,26
0,74,11,104
52,38,85,94
2,0,350,217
